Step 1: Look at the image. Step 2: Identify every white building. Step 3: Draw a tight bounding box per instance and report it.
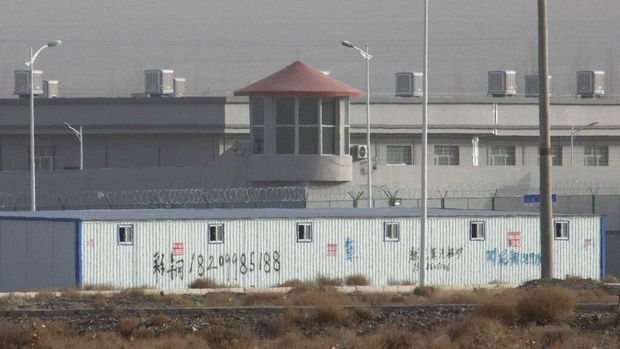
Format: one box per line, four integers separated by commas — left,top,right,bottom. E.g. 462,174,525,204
0,208,604,291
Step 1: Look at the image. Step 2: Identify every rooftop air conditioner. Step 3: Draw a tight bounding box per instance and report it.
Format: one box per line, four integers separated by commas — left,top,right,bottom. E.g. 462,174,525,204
173,78,186,97
43,80,59,98
145,69,174,96
350,145,368,160
524,75,552,98
577,71,605,98
14,70,43,97
488,70,516,97
395,72,423,97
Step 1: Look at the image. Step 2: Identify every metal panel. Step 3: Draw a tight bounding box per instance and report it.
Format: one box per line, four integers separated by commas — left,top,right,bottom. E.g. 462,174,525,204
81,215,601,289
0,219,77,291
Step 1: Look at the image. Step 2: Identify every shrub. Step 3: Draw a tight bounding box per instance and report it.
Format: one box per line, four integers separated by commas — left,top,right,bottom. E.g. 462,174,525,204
149,293,193,306
345,274,370,286
476,298,518,324
190,278,222,289
61,289,83,299
315,274,343,286
268,308,302,337
448,317,512,349
603,274,619,283
116,317,141,338
83,284,115,291
278,279,308,288
516,286,575,325
413,286,437,298
93,293,107,309
374,326,417,349
149,314,169,327
351,306,375,322
34,290,57,301
314,303,346,324
387,279,415,286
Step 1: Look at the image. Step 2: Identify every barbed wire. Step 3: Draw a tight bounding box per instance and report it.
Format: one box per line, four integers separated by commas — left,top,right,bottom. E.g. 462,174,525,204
1,182,619,211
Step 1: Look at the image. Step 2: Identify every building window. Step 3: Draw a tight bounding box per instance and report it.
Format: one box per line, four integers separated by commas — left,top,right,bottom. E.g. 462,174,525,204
321,98,337,155
584,145,608,166
35,145,55,171
384,222,400,242
250,97,264,154
208,224,224,244
470,221,485,240
488,145,516,166
117,224,134,245
275,96,339,155
344,99,350,155
554,220,569,240
386,145,413,165
296,222,313,242
433,145,459,165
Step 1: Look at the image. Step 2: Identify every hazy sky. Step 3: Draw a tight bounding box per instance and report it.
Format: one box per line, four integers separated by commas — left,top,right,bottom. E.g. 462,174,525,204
0,1,618,98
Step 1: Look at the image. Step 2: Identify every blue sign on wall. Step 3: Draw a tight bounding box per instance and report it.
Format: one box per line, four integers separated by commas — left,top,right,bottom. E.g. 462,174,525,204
523,194,557,204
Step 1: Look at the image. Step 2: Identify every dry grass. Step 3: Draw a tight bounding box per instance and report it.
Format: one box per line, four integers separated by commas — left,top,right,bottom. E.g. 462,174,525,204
34,289,57,301
61,288,83,299
314,303,347,324
149,314,169,327
448,316,513,349
413,285,437,298
350,306,375,322
242,292,287,306
345,274,370,286
387,279,416,286
288,284,346,306
0,322,35,348
315,274,343,286
83,284,115,291
202,292,237,307
267,307,303,337
517,286,575,325
148,293,193,307
116,316,141,338
278,278,308,288
189,277,222,289
475,294,518,324
603,274,619,283
93,293,107,309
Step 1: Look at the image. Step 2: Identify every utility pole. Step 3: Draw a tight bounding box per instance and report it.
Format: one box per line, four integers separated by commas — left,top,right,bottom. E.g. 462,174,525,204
419,0,429,286
538,0,554,279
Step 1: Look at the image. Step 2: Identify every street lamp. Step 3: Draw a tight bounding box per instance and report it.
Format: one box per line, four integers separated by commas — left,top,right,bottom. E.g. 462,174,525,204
570,122,598,166
25,40,62,211
341,40,374,208
64,122,84,170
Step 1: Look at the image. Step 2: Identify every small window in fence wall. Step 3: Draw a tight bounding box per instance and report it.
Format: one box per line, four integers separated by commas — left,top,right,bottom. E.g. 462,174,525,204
117,224,134,245
208,224,224,244
297,223,313,242
470,221,486,240
554,220,569,240
384,222,400,242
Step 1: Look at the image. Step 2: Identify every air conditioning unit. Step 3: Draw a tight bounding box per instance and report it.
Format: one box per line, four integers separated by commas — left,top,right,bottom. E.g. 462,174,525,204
173,78,186,97
145,69,174,96
395,72,423,97
577,70,605,98
524,75,552,98
350,145,368,160
488,70,516,97
43,80,59,98
14,70,43,97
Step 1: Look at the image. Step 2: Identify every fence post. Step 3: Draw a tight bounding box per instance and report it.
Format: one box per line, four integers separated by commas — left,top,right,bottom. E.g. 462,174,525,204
440,191,448,209
491,189,498,211
589,186,599,214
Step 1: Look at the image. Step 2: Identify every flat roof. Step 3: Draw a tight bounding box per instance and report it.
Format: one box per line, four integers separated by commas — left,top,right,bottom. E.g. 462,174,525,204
0,207,592,222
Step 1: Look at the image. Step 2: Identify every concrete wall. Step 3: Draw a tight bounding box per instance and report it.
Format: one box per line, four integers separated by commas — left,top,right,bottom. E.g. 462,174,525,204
0,219,77,292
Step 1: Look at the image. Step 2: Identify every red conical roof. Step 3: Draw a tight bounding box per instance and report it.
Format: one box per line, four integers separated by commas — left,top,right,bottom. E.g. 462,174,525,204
234,60,362,97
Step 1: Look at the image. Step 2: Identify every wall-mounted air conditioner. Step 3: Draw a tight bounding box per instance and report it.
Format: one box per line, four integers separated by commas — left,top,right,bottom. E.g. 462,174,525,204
577,70,605,98
173,78,186,97
524,75,552,98
488,70,516,97
43,80,59,98
350,145,368,160
395,72,423,97
14,70,43,97
145,69,174,96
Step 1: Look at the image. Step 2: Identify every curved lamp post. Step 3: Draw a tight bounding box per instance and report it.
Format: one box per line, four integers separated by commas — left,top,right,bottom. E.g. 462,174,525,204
341,40,373,208
570,121,598,166
25,40,62,211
